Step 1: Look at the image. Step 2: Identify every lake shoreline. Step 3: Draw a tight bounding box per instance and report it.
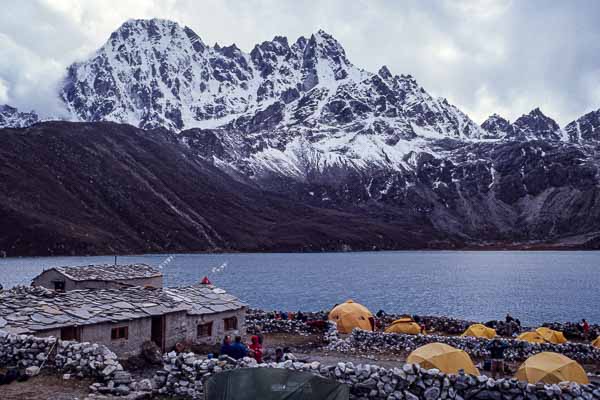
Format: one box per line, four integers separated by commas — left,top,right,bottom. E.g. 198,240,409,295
2,251,598,324
2,240,600,260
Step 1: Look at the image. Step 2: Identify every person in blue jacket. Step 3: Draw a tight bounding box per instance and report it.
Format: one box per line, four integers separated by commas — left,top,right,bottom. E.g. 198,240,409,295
229,335,249,360
220,335,232,357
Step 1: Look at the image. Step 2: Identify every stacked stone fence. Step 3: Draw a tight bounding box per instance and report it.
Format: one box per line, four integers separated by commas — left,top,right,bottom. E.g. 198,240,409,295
0,331,122,379
325,323,600,366
154,350,600,400
246,309,328,334
247,309,598,340
0,331,156,397
1,330,598,399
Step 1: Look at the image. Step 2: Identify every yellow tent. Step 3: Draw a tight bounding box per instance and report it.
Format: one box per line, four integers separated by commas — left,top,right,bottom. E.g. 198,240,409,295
328,300,373,334
385,317,422,335
461,324,496,339
592,336,600,348
517,331,547,344
515,352,589,384
406,343,479,376
535,327,567,344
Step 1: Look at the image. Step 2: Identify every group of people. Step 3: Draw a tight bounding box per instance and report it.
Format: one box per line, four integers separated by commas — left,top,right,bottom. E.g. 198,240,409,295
220,335,264,363
220,334,291,364
269,311,309,322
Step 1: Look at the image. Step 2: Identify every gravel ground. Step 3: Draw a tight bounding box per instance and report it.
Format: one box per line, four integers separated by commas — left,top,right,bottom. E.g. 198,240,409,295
0,371,92,400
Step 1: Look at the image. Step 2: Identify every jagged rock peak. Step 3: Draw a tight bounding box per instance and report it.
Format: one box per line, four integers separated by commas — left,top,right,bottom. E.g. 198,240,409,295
512,108,562,140
565,107,600,143
378,65,393,80
110,18,206,52
481,113,513,138
58,18,487,140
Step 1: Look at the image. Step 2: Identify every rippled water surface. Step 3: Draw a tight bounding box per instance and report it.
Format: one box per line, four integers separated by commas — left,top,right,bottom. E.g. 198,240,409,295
1,251,598,325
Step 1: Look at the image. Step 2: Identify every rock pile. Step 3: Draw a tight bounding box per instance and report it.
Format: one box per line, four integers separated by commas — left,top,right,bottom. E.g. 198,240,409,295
154,351,600,400
326,326,600,365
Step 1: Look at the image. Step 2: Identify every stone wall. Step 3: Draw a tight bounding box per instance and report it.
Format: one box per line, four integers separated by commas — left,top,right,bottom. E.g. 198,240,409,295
0,331,156,397
246,309,328,334
183,309,246,346
0,330,121,380
248,308,599,340
153,352,600,400
79,318,152,358
326,323,600,365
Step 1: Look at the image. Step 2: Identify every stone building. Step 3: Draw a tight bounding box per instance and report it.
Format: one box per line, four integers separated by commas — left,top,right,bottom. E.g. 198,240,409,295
0,284,246,357
31,264,163,291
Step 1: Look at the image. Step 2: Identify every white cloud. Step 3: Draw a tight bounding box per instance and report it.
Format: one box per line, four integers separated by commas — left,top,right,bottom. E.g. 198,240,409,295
1,0,599,125
0,78,8,103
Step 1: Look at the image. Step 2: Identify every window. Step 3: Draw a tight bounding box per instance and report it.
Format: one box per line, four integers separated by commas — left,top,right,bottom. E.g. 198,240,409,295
60,326,80,341
111,326,128,340
197,322,213,337
53,281,65,292
223,317,237,331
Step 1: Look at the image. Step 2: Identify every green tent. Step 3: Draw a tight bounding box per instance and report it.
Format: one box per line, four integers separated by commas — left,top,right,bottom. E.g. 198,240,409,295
204,368,349,400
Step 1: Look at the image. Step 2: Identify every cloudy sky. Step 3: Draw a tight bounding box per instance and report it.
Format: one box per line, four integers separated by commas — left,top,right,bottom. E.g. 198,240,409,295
1,0,599,125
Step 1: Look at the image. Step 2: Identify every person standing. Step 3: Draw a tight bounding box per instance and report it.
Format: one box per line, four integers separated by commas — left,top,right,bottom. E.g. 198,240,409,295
229,336,249,360
488,339,507,379
582,319,590,341
220,335,233,357
505,313,515,337
249,335,263,363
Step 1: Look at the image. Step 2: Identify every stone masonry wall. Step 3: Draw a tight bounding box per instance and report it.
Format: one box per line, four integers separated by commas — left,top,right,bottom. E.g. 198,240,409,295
325,323,600,365
154,352,600,400
0,330,122,380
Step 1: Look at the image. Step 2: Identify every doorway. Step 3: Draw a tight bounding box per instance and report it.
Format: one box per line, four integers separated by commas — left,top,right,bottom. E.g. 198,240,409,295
151,315,165,351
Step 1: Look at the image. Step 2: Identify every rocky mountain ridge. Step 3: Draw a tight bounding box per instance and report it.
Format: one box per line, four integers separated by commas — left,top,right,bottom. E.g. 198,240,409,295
3,19,600,253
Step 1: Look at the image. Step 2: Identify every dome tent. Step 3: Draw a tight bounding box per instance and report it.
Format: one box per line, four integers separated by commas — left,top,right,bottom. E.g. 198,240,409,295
385,317,422,335
515,352,589,384
407,343,479,376
517,331,546,344
461,324,496,339
535,327,567,344
328,300,374,334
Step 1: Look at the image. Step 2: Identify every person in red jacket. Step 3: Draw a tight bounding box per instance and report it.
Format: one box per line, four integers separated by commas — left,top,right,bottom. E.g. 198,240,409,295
249,335,263,363
582,319,590,341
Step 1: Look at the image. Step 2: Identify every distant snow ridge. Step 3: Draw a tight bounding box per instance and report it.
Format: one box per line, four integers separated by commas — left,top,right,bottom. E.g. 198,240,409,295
5,18,600,182
480,108,564,141
0,105,39,129
565,108,600,143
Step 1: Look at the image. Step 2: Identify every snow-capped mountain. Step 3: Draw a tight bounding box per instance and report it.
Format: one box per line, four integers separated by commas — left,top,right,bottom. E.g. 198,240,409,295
480,108,563,141
4,18,600,251
61,19,485,140
0,105,39,129
481,114,514,138
511,108,564,141
565,108,600,142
